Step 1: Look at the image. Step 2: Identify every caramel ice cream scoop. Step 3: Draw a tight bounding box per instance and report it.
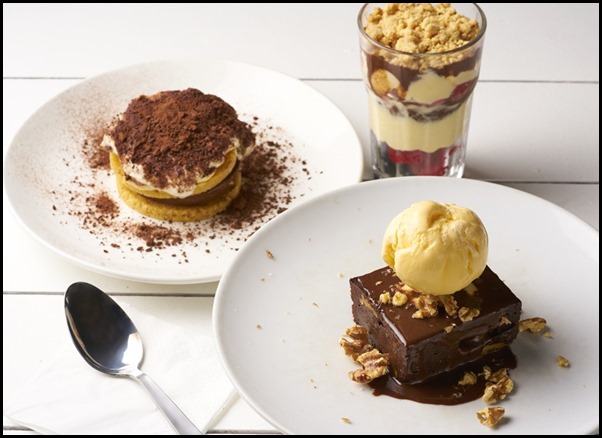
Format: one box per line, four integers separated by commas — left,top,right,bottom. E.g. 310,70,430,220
382,200,488,295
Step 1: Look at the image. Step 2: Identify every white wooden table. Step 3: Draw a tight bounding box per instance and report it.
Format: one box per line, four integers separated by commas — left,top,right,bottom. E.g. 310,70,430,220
3,3,599,435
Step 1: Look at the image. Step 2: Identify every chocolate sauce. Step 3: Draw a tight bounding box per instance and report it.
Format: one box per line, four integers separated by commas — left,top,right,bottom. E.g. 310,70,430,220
369,348,516,405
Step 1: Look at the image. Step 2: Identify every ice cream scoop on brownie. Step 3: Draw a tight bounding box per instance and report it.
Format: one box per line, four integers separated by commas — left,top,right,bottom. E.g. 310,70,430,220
102,88,255,222
342,201,521,385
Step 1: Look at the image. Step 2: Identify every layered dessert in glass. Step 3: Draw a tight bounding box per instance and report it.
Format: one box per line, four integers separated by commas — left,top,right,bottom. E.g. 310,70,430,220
358,3,487,177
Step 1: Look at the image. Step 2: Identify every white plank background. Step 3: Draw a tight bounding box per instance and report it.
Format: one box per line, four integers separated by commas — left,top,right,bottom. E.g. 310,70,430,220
3,3,599,435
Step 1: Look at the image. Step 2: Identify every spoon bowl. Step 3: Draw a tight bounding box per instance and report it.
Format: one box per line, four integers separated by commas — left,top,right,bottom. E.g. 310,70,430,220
65,282,202,435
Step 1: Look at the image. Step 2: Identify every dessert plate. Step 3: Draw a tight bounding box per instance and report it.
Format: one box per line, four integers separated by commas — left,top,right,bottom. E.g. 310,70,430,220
214,177,599,434
3,58,363,284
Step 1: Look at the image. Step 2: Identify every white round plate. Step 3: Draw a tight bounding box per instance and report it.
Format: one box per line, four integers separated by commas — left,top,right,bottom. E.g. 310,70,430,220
214,177,599,434
3,58,362,284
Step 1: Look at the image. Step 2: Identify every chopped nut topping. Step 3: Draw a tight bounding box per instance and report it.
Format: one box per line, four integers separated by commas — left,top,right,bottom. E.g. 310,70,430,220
500,315,512,326
392,291,408,307
519,317,547,333
256,324,262,329
265,249,274,259
477,407,505,427
411,295,439,319
487,368,509,383
543,331,553,338
379,292,391,304
556,356,570,368
375,280,383,286
340,326,372,360
341,417,351,424
438,295,458,317
482,376,514,404
444,324,455,333
458,307,480,322
458,372,477,386
480,366,492,380
348,348,390,383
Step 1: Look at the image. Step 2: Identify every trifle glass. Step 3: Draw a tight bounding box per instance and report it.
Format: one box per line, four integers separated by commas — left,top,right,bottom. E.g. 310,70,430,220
358,3,487,178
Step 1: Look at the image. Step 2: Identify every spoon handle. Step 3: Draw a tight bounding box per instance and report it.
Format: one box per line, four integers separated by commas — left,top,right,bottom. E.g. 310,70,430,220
132,370,203,435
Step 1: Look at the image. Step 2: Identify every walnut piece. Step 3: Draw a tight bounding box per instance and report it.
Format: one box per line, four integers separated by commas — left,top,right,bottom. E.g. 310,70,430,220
458,372,477,386
443,324,455,333
482,376,514,404
487,368,509,383
480,366,492,380
500,315,512,326
265,249,274,259
519,317,547,333
340,326,372,360
458,306,480,322
556,355,570,368
412,295,439,319
379,292,391,304
348,349,390,383
476,407,505,427
392,291,408,307
438,295,458,317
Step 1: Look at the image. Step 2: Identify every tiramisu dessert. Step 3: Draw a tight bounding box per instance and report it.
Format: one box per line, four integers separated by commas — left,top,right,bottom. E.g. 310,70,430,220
341,201,521,407
102,88,255,222
358,3,486,177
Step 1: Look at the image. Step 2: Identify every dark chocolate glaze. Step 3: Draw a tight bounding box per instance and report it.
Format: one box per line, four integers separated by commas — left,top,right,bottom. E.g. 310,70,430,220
364,47,482,91
350,266,522,385
369,348,516,406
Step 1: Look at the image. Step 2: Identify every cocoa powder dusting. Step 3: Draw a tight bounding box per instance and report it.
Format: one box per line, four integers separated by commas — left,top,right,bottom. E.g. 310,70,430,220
60,112,311,262
110,89,255,190
82,124,111,170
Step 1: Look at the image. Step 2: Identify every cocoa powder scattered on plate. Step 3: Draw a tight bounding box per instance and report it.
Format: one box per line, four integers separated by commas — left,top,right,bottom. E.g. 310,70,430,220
67,115,310,262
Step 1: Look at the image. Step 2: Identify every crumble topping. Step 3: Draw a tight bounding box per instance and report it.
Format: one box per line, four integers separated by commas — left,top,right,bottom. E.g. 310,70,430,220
364,3,480,53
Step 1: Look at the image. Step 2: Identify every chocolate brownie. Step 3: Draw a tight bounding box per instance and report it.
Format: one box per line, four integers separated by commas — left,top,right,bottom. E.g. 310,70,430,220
350,265,521,384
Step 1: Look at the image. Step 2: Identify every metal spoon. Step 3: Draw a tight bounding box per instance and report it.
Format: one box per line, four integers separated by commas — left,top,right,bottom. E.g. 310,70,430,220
64,282,202,435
